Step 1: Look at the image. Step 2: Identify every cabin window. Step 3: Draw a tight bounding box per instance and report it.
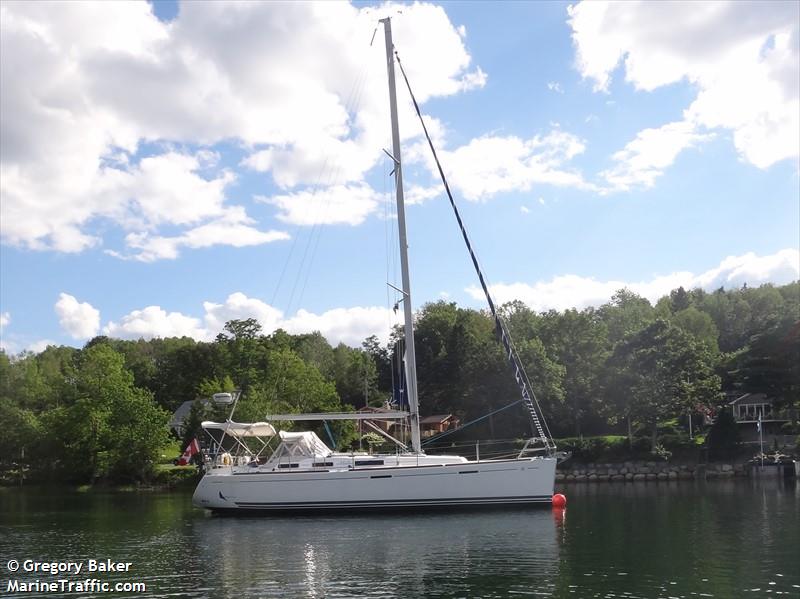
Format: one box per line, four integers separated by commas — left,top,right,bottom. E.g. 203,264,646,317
355,459,385,466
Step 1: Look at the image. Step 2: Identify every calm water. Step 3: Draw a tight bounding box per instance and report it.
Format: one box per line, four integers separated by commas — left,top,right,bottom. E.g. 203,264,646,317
1,479,798,598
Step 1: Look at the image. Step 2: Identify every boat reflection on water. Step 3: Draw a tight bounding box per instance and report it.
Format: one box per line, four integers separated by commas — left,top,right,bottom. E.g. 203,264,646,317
191,508,562,597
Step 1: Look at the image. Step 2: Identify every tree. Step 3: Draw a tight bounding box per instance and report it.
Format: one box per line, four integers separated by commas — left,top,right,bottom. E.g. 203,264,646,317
671,306,720,352
670,286,691,312
107,388,170,482
600,289,655,345
412,301,564,438
235,347,357,447
731,315,799,421
0,398,43,483
707,408,740,460
363,335,392,393
218,318,262,341
605,320,721,449
539,308,609,437
293,332,335,378
45,344,170,482
331,344,379,408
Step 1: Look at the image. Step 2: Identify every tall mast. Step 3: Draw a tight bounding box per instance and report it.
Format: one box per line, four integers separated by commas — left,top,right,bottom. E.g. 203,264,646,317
380,17,422,454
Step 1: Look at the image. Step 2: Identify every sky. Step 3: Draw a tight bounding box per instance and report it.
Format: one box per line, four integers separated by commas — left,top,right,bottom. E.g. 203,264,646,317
1,0,798,354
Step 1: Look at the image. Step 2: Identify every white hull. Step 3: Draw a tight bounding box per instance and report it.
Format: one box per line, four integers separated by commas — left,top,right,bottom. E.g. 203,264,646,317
193,456,556,512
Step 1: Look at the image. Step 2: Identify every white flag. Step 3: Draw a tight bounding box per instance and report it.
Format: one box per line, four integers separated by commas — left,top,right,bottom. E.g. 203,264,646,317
757,413,762,433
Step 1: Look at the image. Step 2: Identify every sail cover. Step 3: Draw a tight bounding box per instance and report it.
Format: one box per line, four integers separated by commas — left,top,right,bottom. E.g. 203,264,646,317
277,430,332,458
201,421,277,437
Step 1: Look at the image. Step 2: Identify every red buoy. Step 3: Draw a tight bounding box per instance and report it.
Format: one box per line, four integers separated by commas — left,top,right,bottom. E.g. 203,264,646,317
552,493,567,508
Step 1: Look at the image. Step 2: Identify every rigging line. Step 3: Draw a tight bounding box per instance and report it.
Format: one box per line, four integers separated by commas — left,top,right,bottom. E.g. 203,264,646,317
271,63,368,310
497,316,556,442
269,153,332,308
393,49,552,450
284,62,371,318
420,399,523,446
296,58,374,308
269,61,373,403
289,45,377,317
384,153,393,318
383,153,401,399
423,437,525,449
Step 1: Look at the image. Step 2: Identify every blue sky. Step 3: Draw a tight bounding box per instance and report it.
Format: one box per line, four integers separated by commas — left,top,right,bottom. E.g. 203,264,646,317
1,0,798,353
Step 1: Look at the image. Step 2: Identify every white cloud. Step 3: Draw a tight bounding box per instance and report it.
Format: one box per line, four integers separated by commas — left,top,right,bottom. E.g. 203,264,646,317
1,1,484,255
0,312,9,353
259,183,381,227
601,120,713,191
283,306,399,347
1,144,286,258
693,249,800,290
204,293,399,345
547,81,564,94
466,248,800,311
104,306,207,340
118,207,289,262
413,129,591,201
55,293,101,339
520,206,530,214
568,1,800,170
0,336,57,356
203,292,284,336
405,184,441,206
104,292,400,347
120,151,236,227
27,339,56,354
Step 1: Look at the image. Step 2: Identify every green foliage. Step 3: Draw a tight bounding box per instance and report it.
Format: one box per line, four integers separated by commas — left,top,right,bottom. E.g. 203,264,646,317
413,301,564,437
671,307,720,352
361,433,385,453
605,319,721,449
1,281,796,483
651,443,672,461
707,408,740,460
557,436,647,462
106,388,170,482
538,307,608,436
331,343,379,408
599,288,655,344
730,314,799,415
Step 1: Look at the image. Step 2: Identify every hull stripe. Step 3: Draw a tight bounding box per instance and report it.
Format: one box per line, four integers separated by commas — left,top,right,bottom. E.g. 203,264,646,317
232,495,552,509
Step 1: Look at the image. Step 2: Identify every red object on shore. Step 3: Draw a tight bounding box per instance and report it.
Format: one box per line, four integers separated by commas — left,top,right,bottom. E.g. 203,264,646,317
177,438,200,466
551,493,567,508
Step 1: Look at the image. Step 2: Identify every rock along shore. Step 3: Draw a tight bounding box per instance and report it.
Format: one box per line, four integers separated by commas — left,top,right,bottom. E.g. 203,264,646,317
556,461,751,482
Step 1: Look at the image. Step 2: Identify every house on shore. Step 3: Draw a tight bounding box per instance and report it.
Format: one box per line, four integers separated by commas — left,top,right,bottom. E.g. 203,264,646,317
728,392,796,444
728,393,791,425
356,406,460,441
420,414,460,438
170,398,209,437
356,404,397,434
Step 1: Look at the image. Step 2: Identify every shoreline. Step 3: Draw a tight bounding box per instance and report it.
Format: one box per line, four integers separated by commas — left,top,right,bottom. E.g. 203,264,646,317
556,459,796,482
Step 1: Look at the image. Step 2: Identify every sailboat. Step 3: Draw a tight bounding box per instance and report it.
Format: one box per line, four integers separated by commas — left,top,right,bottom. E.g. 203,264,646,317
192,18,557,513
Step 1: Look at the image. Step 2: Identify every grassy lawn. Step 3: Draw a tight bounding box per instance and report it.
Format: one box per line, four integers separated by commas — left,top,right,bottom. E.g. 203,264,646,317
157,439,182,465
